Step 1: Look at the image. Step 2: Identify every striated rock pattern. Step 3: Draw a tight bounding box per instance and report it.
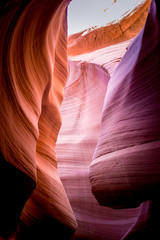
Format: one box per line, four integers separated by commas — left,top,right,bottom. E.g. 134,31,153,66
56,56,142,240
69,39,131,78
0,0,77,239
90,0,160,238
0,0,159,239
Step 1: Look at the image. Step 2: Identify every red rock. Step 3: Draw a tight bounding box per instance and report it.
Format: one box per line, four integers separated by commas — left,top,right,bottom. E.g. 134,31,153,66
0,0,77,239
1,0,159,239
89,0,160,238
68,0,151,56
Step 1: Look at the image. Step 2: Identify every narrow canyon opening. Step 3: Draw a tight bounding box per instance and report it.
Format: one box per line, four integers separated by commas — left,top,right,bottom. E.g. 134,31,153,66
1,0,160,240
56,0,154,239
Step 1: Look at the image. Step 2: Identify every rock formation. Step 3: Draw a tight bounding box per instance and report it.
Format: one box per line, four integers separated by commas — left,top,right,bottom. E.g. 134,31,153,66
1,0,159,239
0,0,77,239
89,0,160,238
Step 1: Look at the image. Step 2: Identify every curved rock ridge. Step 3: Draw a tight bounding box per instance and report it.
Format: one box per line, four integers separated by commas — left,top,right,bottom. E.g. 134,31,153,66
0,0,77,239
68,0,151,56
56,57,142,239
90,0,160,237
0,0,159,239
69,39,131,78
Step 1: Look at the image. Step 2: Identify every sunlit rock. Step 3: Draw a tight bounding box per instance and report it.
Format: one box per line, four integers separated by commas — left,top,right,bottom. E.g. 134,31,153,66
0,0,158,239
68,0,151,56
0,0,77,239
57,1,153,239
90,0,160,238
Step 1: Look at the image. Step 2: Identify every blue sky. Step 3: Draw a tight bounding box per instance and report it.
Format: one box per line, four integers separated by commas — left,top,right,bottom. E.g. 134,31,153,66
68,0,145,36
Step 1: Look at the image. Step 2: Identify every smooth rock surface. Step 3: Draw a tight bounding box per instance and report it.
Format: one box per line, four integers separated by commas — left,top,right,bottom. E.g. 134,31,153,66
0,0,77,239
1,0,159,239
90,0,160,238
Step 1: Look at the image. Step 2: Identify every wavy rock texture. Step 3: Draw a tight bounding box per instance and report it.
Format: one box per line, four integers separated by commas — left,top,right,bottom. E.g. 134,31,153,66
0,0,158,239
90,0,160,239
56,54,140,240
56,2,153,239
0,0,77,239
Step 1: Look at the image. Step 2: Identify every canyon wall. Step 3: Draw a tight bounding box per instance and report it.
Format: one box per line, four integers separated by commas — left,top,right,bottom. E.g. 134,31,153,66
0,0,77,239
0,0,159,239
57,0,160,239
89,0,160,238
56,46,140,240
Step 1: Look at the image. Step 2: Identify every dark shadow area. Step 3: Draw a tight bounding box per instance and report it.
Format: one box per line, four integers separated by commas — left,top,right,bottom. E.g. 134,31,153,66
0,152,36,238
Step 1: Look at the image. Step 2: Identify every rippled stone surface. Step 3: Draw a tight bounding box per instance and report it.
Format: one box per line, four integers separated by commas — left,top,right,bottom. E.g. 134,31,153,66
1,0,159,239
0,1,77,239
90,0,160,238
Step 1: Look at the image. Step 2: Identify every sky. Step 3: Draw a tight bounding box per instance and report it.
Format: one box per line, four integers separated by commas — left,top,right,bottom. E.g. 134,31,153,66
67,0,146,36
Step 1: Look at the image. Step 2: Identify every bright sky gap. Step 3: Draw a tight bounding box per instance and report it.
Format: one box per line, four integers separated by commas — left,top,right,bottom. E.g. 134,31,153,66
68,0,146,36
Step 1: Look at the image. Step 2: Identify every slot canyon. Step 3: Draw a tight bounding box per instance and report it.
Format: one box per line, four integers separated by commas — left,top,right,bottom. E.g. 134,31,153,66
0,0,160,239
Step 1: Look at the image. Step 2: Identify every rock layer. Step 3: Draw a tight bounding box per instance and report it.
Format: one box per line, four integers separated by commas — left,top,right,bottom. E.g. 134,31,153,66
0,0,159,239
0,0,77,239
56,58,136,240
90,0,160,238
